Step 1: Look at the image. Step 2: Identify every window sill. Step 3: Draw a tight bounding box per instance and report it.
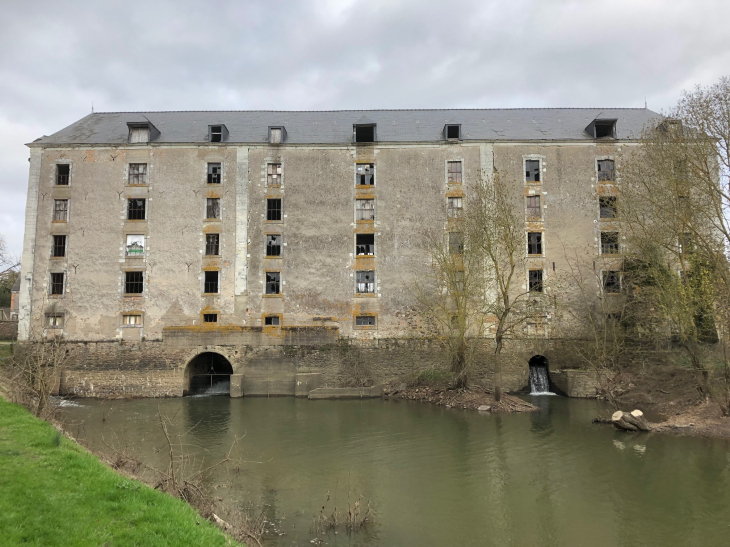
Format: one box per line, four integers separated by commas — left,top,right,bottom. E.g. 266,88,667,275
203,292,220,296
447,181,463,185
123,294,144,299
527,254,544,258
265,255,282,259
121,324,143,329
51,220,68,224
126,255,145,260
353,325,377,331
204,254,221,258
126,184,148,187
54,184,70,188
126,219,147,222
265,220,283,224
48,294,64,298
356,220,375,224
50,256,66,260
266,184,281,189
525,181,542,185
204,218,222,222
354,293,377,298
356,185,376,190
262,293,282,298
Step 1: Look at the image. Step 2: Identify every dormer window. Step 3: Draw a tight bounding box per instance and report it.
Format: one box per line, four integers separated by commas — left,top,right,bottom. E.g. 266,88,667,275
127,121,159,144
269,126,286,144
354,124,376,143
208,124,228,142
586,118,617,139
445,124,461,140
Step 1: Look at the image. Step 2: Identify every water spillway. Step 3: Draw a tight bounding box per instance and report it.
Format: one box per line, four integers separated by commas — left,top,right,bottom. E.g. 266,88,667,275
529,365,553,395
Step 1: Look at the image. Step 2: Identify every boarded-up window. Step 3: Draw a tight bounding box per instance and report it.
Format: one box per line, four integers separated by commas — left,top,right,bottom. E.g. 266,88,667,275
267,163,282,186
123,314,142,326
206,198,220,219
129,126,150,143
53,200,68,221
447,161,462,183
270,128,282,144
356,199,375,221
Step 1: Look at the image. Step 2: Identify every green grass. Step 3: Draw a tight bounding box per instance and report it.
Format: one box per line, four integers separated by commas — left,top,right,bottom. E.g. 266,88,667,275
0,341,12,360
0,397,241,547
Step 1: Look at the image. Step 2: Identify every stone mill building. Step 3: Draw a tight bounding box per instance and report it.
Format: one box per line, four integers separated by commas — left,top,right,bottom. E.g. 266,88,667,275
17,108,658,397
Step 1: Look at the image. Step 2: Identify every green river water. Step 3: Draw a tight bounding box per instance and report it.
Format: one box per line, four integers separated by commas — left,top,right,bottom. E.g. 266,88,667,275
59,396,730,547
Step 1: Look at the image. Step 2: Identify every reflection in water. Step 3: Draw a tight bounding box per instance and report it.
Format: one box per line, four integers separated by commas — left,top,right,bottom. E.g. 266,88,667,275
60,395,730,547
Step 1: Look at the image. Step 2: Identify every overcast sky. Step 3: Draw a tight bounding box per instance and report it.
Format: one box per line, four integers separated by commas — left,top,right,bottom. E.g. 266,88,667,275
1,0,728,258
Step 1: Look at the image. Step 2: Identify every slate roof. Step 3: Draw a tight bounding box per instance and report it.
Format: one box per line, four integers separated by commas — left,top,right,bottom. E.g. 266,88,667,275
31,108,660,146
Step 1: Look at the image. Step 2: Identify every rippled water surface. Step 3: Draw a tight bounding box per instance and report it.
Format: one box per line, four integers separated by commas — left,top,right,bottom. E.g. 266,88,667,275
60,396,730,547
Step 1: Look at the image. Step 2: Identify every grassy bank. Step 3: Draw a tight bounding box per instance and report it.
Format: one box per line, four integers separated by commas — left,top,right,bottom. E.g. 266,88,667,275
0,397,240,546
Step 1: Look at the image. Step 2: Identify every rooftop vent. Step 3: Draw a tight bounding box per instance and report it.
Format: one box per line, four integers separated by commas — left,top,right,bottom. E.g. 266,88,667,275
585,118,617,139
444,124,461,140
209,125,229,142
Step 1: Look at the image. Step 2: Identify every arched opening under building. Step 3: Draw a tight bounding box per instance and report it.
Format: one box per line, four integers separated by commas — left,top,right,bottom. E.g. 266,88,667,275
185,352,233,396
528,355,553,395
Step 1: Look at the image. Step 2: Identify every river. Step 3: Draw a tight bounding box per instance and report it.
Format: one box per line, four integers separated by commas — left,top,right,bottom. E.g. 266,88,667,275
59,395,730,547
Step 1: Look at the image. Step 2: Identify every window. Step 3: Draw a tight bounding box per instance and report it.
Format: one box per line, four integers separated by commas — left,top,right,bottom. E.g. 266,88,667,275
56,164,70,186
356,270,375,293
356,199,375,221
267,163,282,186
53,200,68,222
597,159,615,182
354,124,375,143
50,273,64,295
128,163,148,185
599,196,617,218
207,163,221,184
52,235,66,258
356,164,374,186
601,232,619,255
205,234,220,256
266,234,281,257
127,198,146,220
527,232,542,255
356,234,374,256
269,127,283,144
46,314,63,328
447,197,463,218
128,125,150,143
445,124,461,139
355,315,376,327
206,198,220,219
264,315,280,326
123,314,142,326
526,196,541,218
529,270,543,293
210,126,223,142
126,235,145,257
266,198,282,221
204,271,219,293
125,271,144,294
265,272,281,295
603,270,621,293
679,232,693,255
526,160,540,182
449,232,464,254
447,161,462,184
203,313,218,323
594,120,616,139
453,270,465,294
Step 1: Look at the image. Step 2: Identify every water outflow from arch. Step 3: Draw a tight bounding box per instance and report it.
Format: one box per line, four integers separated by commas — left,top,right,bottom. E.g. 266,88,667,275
528,356,555,395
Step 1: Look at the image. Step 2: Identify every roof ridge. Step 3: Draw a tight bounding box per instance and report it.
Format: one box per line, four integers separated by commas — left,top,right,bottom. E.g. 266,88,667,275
92,107,651,114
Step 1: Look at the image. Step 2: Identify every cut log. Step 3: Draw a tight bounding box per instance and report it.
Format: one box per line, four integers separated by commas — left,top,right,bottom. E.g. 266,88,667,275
612,409,651,432
625,409,651,431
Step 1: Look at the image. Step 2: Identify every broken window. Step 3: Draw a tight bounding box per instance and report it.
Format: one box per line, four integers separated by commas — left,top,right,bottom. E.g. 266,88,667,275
46,314,63,328
355,315,376,327
50,273,65,295
356,270,375,293
270,128,282,144
601,232,619,255
266,198,282,221
599,196,617,218
56,164,70,185
603,270,621,293
525,160,540,182
526,196,541,218
204,271,219,293
266,234,281,257
447,197,463,218
597,159,615,182
594,120,616,139
129,125,150,143
205,234,220,256
528,270,543,293
206,198,220,219
264,315,280,326
126,235,145,257
128,198,146,220
52,235,66,258
125,271,144,294
123,314,142,326
128,163,148,185
354,124,375,143
53,200,68,222
265,272,281,295
267,163,282,186
356,164,374,186
210,126,222,142
449,232,464,255
679,232,694,255
527,232,542,255
445,124,461,140
356,233,374,256
447,161,462,184
356,199,375,221
203,313,218,323
207,163,221,184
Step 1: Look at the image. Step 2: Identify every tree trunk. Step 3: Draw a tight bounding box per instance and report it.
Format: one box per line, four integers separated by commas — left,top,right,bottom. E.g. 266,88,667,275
494,335,503,402
612,409,651,432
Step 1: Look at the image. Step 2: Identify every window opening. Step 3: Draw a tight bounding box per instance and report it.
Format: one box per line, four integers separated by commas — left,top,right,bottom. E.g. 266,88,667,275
123,314,142,326
50,273,64,295
594,121,616,139
445,125,461,139
270,128,282,144
52,235,66,257
266,234,281,257
53,200,68,222
356,270,375,293
447,161,462,184
356,199,375,221
206,198,220,219
527,232,542,255
56,164,70,185
264,315,280,326
601,232,619,255
265,272,281,294
207,163,221,184
526,160,540,182
129,126,150,143
205,234,220,256
679,232,693,255
356,234,374,256
597,159,615,182
599,196,617,218
529,270,543,292
203,313,218,323
204,271,219,293
447,197,463,218
526,196,541,218
128,198,146,220
128,163,148,185
210,126,222,142
449,232,464,254
267,163,282,186
125,271,144,294
356,164,374,186
126,235,145,257
354,124,375,143
603,270,621,293
356,315,376,327
266,198,282,221
47,314,63,328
